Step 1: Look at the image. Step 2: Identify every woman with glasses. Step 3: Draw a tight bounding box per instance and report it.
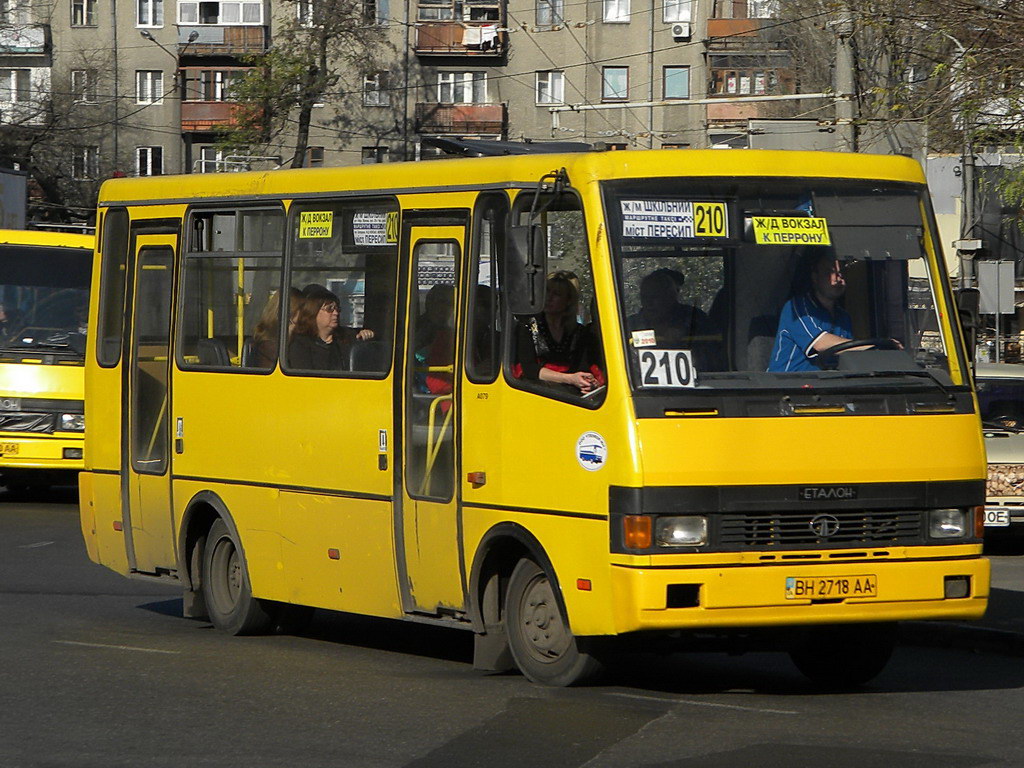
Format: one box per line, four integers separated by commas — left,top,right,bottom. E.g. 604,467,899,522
513,271,604,395
287,284,375,371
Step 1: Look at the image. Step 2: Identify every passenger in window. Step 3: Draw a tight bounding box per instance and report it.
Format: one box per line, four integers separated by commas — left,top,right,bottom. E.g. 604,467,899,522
288,285,375,371
513,271,604,394
626,268,708,348
415,284,455,396
768,250,852,372
253,287,301,368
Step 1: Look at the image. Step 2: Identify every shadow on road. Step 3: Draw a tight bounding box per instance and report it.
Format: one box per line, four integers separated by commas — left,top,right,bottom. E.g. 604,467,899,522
0,483,77,505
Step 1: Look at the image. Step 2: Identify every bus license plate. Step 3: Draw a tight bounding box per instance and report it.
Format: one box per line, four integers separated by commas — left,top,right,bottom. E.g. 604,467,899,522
984,508,1010,527
785,575,877,600
0,442,18,455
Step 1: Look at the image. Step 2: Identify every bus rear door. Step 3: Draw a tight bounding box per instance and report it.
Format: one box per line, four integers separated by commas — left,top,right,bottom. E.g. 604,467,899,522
399,220,467,615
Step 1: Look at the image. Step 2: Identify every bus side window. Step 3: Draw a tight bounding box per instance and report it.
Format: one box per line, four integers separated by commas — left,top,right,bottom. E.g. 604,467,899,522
96,207,129,367
467,193,507,383
507,192,606,405
177,208,284,372
285,199,398,377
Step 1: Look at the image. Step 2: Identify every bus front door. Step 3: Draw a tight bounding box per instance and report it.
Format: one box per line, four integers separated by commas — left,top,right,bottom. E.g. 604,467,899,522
399,224,466,615
122,236,177,575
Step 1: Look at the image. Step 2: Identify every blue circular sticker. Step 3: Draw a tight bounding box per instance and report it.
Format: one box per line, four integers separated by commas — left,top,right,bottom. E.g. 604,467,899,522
576,431,607,471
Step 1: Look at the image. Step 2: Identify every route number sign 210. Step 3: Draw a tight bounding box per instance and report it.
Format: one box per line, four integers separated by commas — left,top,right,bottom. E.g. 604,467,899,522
638,349,696,388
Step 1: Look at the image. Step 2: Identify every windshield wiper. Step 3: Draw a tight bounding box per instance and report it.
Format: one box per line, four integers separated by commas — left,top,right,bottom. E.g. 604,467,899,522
982,420,1024,433
825,369,956,397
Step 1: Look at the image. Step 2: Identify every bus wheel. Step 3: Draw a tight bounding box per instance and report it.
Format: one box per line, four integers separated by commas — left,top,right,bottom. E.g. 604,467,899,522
788,623,896,689
505,559,602,686
202,518,274,636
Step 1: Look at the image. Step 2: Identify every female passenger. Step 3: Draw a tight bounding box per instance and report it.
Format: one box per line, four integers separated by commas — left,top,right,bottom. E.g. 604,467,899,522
252,287,301,369
513,271,603,394
287,285,374,371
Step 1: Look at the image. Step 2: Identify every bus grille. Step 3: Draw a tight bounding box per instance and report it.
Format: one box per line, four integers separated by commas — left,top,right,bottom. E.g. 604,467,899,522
0,413,55,433
719,509,922,548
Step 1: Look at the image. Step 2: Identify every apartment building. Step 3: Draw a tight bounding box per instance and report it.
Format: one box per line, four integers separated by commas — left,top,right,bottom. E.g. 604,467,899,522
0,0,793,180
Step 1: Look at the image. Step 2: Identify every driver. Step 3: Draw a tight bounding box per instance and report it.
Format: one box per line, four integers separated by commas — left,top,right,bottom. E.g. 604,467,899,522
768,250,852,372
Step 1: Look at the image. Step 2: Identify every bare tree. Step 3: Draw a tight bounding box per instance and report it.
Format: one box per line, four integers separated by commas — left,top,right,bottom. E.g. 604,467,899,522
219,0,391,169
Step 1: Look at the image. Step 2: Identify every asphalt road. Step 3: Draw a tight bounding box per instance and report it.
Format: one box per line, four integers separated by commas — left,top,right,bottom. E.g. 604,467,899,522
4,493,1024,768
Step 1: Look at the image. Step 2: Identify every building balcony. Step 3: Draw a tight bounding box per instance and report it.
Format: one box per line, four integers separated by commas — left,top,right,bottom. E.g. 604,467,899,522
182,101,243,132
0,24,48,55
414,22,505,57
705,17,786,51
179,25,268,56
414,103,506,135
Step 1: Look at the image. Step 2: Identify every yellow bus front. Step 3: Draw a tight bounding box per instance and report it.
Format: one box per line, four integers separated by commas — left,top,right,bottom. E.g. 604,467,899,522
580,154,987,638
0,230,92,486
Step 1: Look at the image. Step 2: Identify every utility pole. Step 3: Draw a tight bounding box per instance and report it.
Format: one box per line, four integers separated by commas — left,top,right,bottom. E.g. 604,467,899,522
832,10,857,152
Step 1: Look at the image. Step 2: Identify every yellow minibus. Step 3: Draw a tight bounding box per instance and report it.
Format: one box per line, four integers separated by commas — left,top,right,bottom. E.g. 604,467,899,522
0,229,93,489
80,149,987,687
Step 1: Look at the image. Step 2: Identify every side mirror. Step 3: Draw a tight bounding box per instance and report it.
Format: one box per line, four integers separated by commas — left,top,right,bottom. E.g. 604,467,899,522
955,287,979,359
506,224,547,316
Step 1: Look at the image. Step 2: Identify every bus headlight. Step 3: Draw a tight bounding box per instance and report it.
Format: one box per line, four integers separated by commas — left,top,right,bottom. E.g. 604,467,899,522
929,508,968,539
60,413,85,432
655,516,707,547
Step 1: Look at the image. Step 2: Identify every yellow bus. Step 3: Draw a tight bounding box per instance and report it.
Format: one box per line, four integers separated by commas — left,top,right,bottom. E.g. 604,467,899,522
79,149,988,687
0,229,93,490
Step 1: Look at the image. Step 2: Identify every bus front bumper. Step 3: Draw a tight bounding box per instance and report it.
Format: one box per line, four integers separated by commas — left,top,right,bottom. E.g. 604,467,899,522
0,433,84,472
609,553,989,634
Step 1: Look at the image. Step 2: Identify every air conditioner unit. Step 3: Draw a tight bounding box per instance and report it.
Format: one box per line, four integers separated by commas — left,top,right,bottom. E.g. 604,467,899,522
671,22,691,40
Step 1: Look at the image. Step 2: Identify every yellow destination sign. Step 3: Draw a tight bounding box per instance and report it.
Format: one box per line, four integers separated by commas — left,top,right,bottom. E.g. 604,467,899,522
299,211,333,239
752,216,830,246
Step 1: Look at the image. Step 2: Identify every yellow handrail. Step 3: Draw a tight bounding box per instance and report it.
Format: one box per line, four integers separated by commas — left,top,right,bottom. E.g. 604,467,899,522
418,394,453,496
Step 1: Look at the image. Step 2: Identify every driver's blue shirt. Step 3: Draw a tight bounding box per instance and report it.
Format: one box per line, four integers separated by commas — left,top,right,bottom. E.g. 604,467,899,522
768,293,852,372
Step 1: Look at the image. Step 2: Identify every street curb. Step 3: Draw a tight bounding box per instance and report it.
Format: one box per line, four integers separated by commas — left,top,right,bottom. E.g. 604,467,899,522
900,621,1024,657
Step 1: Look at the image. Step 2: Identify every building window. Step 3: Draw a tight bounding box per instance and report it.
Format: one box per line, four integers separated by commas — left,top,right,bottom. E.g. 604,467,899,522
603,0,629,22
417,0,453,20
178,1,263,25
305,146,325,167
363,72,390,106
198,146,247,173
361,147,389,164
0,68,30,102
536,0,562,26
137,0,163,26
711,68,776,95
746,0,777,18
663,66,689,99
297,0,314,24
437,71,487,104
663,0,690,22
365,0,389,24
137,146,163,176
536,71,564,105
602,67,628,101
73,146,99,179
183,69,239,101
136,70,163,104
0,1,31,24
71,0,96,26
71,69,97,103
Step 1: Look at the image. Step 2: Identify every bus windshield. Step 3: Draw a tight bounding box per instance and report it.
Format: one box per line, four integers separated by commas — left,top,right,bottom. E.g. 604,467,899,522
604,178,958,392
0,244,92,355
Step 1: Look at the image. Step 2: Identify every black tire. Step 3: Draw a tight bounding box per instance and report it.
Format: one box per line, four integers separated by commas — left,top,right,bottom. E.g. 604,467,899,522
789,623,896,689
505,558,603,686
201,518,274,636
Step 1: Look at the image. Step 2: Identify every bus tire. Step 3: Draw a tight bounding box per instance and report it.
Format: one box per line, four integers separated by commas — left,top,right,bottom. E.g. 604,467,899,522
201,518,274,636
788,623,896,689
505,558,602,686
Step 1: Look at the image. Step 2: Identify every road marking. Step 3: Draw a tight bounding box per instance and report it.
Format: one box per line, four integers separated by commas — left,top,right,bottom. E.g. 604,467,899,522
18,540,54,549
54,640,180,655
606,691,798,715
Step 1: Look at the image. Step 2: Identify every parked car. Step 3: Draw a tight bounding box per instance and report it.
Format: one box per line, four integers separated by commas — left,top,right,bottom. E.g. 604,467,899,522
976,363,1024,546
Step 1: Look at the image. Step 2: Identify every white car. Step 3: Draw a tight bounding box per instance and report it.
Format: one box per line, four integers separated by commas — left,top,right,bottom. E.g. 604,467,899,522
976,362,1024,544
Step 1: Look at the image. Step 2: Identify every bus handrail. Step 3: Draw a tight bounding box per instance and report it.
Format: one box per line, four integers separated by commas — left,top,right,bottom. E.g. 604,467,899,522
419,393,453,497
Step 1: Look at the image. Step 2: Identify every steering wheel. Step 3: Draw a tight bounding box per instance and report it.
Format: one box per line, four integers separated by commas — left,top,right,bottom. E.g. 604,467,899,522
817,337,902,359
